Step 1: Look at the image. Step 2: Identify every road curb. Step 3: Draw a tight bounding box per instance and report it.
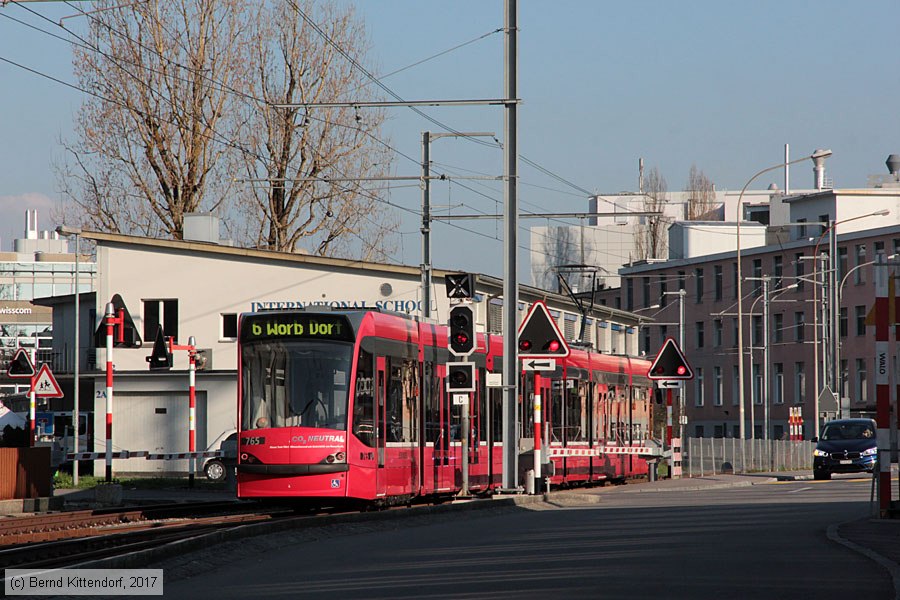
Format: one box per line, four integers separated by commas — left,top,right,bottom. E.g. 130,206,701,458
827,520,900,600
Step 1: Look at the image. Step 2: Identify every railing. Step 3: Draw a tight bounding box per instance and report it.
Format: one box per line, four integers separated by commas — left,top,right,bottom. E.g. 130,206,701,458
682,437,814,476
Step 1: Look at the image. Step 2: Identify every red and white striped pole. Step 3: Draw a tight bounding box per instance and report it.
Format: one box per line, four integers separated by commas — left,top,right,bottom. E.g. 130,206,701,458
533,372,542,493
874,255,891,516
28,348,36,446
104,302,121,483
666,388,673,448
188,336,196,488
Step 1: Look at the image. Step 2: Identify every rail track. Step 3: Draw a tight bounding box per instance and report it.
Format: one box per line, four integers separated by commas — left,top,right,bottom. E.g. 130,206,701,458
0,501,305,570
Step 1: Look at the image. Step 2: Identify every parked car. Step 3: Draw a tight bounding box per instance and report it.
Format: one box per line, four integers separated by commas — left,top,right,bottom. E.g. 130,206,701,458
202,429,237,482
812,418,877,480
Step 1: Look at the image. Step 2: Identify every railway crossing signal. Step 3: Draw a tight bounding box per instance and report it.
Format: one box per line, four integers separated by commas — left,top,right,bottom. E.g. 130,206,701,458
448,305,475,357
146,325,173,370
445,272,476,299
446,362,475,392
648,337,693,380
517,301,570,358
6,348,35,378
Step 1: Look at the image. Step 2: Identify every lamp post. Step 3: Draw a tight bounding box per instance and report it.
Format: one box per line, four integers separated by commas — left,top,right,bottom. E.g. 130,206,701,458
809,209,890,423
736,149,832,441
56,225,82,486
837,252,898,414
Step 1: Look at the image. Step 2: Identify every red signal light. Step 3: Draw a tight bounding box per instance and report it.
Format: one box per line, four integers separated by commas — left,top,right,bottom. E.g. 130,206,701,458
454,333,469,345
547,340,560,352
676,365,687,376
519,339,532,351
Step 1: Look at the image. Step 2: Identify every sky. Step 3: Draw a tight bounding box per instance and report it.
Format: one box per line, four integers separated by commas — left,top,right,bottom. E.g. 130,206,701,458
1,1,899,284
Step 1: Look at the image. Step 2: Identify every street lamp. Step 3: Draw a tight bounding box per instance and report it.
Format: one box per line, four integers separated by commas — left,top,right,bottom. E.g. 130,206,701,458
736,149,832,441
836,252,898,413
56,224,82,486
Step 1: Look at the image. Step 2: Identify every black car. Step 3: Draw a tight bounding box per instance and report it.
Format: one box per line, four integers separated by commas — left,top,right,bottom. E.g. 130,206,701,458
812,418,877,480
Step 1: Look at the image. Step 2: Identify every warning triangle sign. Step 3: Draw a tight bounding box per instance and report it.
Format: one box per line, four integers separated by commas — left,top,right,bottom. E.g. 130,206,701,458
517,301,570,358
145,325,173,370
32,364,64,398
7,348,35,379
648,337,694,380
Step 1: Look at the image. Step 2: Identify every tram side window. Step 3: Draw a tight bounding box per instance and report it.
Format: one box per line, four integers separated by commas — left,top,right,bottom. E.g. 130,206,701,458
566,381,587,442
423,361,441,443
386,358,419,443
353,349,375,447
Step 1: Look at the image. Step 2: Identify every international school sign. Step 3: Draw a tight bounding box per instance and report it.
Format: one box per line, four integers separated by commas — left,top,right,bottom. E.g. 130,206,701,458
250,299,425,314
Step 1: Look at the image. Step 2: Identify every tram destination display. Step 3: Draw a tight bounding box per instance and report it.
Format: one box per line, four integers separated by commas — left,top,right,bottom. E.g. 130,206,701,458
240,313,356,343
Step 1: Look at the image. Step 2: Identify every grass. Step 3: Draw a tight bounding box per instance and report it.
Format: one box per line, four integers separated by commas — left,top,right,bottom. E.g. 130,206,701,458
53,471,229,491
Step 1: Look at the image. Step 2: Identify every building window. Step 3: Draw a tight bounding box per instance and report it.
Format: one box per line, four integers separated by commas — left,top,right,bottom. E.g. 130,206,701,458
641,328,650,356
875,240,885,262
696,321,705,349
840,307,848,338
797,218,807,238
695,368,704,407
855,244,867,284
794,253,805,292
856,358,868,403
221,313,238,340
714,265,723,301
643,277,651,306
659,277,668,307
773,363,784,405
794,312,805,342
773,255,783,290
143,299,178,343
695,268,704,303
678,271,685,291
855,305,866,336
838,247,848,282
752,363,761,405
714,319,723,347
752,259,762,297
732,365,739,406
714,366,723,406
893,238,900,258
731,318,738,347
732,262,738,300
695,425,705,438
794,362,806,404
751,315,762,347
773,313,783,343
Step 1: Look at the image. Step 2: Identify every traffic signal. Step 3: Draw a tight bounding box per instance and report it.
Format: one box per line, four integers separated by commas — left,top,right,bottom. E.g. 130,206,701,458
448,305,475,357
647,338,693,380
446,362,475,392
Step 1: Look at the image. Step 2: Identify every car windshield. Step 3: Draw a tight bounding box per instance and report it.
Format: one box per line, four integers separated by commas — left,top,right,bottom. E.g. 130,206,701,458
821,422,875,441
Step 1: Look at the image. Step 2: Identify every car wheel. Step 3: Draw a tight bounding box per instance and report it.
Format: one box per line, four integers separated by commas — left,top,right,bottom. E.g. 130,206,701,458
205,459,226,482
813,470,831,481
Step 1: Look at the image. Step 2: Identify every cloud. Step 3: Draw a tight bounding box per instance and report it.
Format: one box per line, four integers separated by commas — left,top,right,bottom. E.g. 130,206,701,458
0,193,60,251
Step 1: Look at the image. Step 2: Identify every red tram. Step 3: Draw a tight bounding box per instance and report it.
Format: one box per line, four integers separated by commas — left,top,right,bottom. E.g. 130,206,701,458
236,308,657,504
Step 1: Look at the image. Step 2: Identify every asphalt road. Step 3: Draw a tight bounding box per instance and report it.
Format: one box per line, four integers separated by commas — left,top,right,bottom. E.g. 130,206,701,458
159,476,890,600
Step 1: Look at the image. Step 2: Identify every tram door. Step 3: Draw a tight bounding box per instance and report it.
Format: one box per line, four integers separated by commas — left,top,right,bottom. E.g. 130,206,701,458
375,357,387,497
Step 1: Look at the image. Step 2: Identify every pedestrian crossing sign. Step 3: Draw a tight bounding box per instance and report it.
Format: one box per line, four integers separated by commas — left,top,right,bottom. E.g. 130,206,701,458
32,364,64,398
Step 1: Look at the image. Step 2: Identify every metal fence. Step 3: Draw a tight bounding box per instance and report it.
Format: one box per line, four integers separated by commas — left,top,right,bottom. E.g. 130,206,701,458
682,437,814,476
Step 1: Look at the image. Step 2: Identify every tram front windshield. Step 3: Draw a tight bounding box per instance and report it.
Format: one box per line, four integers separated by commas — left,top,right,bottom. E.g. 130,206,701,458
242,341,352,432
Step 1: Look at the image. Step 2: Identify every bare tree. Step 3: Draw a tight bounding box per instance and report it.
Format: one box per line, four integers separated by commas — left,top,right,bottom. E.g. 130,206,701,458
59,0,247,239
58,0,397,260
233,0,396,257
685,165,716,220
634,167,670,260
538,225,581,291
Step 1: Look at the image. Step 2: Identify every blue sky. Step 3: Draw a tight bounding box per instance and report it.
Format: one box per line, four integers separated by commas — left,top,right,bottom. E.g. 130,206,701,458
1,1,898,282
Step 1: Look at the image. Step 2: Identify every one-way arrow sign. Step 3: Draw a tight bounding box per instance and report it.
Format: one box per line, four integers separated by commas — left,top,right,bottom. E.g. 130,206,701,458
523,358,556,371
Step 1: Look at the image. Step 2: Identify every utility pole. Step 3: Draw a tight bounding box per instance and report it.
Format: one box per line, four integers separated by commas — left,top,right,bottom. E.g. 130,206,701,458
421,131,494,321
501,0,519,491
